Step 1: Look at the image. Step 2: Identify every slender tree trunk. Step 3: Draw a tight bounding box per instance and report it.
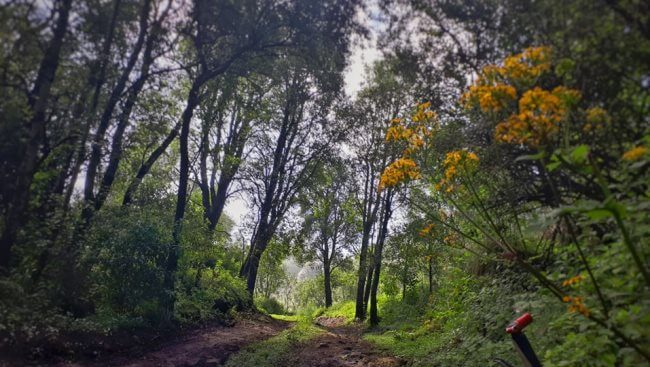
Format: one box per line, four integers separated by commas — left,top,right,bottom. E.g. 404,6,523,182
207,175,232,230
82,0,151,223
163,77,203,314
354,221,372,320
363,259,374,314
240,225,272,295
370,192,392,326
58,0,122,214
95,25,157,211
324,259,333,307
0,0,72,271
122,121,181,206
239,90,299,296
428,256,433,294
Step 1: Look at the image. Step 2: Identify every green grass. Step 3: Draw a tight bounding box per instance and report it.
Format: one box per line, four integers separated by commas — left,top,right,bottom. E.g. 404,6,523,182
364,330,443,360
269,313,301,322
224,320,323,367
321,300,356,322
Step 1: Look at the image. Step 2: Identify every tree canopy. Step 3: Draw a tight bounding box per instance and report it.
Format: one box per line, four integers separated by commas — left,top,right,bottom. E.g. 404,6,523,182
0,0,648,366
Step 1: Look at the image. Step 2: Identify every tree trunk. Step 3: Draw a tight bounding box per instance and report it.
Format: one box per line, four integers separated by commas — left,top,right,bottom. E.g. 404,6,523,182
363,260,374,314
354,221,372,320
122,121,181,206
0,0,72,271
428,256,433,294
207,175,232,231
163,77,203,315
324,259,333,307
240,226,271,295
95,25,157,211
370,192,392,326
82,0,151,223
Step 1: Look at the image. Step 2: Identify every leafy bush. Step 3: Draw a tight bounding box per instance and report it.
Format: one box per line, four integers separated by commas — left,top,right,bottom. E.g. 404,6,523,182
88,207,171,323
176,272,251,324
255,297,286,315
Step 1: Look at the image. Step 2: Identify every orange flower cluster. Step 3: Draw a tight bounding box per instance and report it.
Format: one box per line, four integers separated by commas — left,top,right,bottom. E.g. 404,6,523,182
463,46,584,148
461,46,552,114
379,102,436,191
494,86,580,147
419,223,435,237
443,233,461,248
562,296,590,317
500,46,552,84
562,274,584,287
463,84,517,113
378,157,421,190
622,146,648,161
435,150,479,193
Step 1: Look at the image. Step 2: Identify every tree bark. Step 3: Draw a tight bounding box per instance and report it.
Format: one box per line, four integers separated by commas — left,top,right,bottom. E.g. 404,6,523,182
370,191,392,326
163,76,203,314
428,256,434,294
122,120,181,206
354,220,373,320
82,0,152,222
239,82,304,296
324,259,333,307
95,22,158,211
354,160,381,320
0,0,72,271
363,259,374,315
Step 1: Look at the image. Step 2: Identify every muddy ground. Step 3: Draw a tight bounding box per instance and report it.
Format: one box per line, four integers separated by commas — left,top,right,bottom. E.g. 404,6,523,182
3,316,404,367
289,317,405,367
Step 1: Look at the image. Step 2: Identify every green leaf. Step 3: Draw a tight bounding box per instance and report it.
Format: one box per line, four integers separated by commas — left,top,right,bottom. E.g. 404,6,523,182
547,161,561,171
515,152,546,162
584,208,612,220
605,200,628,219
570,145,590,164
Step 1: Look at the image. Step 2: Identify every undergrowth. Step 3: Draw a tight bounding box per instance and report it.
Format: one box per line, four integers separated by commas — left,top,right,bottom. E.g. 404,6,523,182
224,319,323,367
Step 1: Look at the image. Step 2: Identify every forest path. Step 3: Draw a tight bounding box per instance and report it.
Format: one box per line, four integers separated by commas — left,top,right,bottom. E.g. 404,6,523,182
60,314,289,367
287,317,406,367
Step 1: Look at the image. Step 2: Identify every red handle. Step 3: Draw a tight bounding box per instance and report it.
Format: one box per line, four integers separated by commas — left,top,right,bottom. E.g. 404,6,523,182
506,313,533,334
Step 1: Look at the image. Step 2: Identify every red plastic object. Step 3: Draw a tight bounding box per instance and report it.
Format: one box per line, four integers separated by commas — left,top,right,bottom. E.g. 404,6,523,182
506,313,533,334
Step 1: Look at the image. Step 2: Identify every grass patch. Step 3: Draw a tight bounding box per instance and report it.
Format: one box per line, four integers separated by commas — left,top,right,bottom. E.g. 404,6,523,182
224,320,323,367
269,314,300,322
321,300,356,322
364,331,442,360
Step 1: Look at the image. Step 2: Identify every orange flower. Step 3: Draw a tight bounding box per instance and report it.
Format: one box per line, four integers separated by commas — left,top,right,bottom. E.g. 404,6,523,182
435,150,479,193
622,146,647,161
562,275,584,287
378,158,421,191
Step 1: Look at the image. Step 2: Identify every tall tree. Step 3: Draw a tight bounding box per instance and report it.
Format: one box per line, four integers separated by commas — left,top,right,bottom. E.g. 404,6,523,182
299,161,358,307
166,0,361,310
239,64,332,295
347,58,417,320
195,76,267,231
0,0,73,271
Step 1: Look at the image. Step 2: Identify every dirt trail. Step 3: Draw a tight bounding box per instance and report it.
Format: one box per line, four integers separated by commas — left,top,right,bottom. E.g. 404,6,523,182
60,316,288,367
288,317,405,367
46,316,403,367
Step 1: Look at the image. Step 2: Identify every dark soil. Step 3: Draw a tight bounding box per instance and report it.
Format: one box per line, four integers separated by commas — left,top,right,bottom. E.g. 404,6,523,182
0,314,288,367
291,317,406,367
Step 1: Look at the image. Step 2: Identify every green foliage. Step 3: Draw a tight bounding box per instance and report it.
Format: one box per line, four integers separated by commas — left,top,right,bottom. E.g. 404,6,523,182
224,321,322,367
322,301,356,322
88,207,171,322
255,297,286,315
